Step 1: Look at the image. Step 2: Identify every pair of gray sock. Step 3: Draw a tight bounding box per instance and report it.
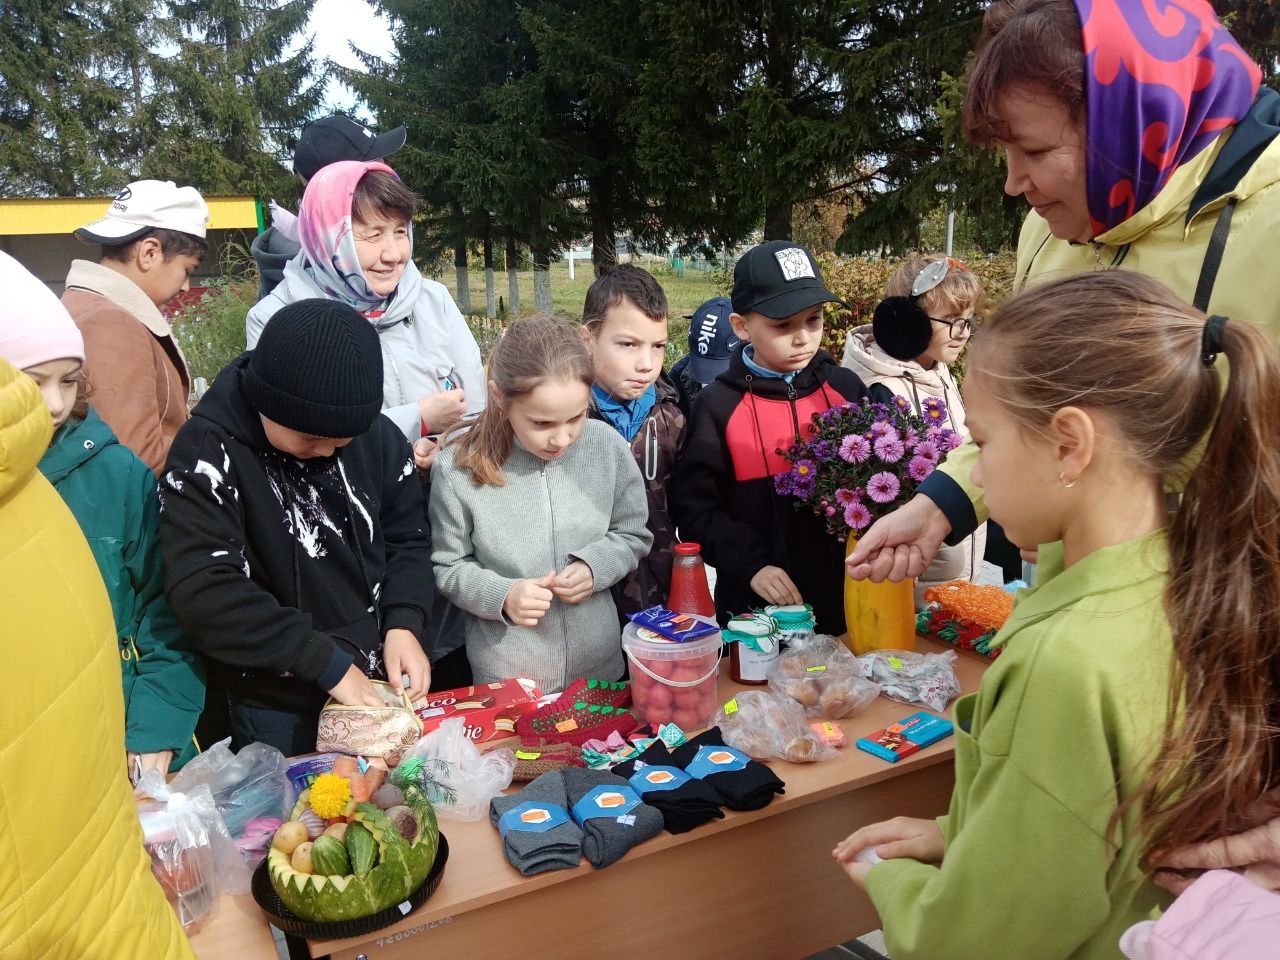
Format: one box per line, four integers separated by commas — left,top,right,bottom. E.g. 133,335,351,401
562,767,664,869
489,770,583,875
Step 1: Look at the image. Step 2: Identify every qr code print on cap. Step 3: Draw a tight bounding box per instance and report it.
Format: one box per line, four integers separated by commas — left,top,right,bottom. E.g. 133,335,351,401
774,247,815,281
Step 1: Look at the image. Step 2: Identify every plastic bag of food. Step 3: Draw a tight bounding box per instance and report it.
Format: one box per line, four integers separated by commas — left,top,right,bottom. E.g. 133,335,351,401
767,633,882,718
712,690,837,763
857,649,961,713
136,774,253,933
167,739,291,864
398,717,515,820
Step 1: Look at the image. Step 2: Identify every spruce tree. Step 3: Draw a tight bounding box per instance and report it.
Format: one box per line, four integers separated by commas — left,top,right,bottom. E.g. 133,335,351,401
0,0,157,195
144,0,324,199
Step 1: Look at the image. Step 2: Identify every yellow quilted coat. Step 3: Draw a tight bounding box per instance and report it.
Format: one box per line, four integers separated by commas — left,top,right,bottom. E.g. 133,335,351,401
0,360,194,959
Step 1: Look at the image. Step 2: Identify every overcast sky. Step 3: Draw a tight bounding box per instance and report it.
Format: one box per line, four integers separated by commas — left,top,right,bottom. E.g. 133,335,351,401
306,0,395,115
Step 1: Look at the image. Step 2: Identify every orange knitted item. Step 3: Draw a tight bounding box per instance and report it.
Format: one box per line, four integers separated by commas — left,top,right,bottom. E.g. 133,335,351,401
923,580,1014,632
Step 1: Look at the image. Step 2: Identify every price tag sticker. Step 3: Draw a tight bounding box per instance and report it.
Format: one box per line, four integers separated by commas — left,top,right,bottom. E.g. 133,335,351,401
806,664,828,673
515,750,541,760
724,699,739,715
888,657,905,670
556,719,579,733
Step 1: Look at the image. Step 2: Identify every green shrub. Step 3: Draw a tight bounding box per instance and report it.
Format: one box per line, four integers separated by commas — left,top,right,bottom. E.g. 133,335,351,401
170,278,256,384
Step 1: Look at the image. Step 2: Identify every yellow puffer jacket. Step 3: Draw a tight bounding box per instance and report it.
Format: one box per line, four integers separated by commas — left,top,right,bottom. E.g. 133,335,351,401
0,360,194,959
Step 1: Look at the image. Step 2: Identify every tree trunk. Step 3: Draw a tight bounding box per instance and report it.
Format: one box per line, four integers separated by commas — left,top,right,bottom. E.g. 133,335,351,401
589,173,617,276
531,234,553,314
454,242,471,314
483,230,496,321
506,234,520,316
763,200,793,241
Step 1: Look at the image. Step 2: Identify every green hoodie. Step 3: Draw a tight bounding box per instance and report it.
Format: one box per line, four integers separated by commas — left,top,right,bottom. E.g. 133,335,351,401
866,533,1174,960
39,408,203,768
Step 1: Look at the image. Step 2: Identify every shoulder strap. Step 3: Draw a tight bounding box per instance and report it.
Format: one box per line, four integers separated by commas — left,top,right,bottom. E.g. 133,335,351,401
1193,197,1238,312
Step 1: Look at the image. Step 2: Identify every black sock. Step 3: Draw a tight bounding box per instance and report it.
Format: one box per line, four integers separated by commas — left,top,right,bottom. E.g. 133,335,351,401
614,741,725,834
671,727,785,811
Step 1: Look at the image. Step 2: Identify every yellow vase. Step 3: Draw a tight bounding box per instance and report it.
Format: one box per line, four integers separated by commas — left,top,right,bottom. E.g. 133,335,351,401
843,533,917,655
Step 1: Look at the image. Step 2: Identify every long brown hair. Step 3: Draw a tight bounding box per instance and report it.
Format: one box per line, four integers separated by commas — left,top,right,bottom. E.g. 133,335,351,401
450,315,593,486
967,270,1280,860
963,0,1085,144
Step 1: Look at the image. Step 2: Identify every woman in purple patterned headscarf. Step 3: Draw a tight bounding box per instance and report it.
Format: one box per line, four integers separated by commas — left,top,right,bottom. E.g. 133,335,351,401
847,0,1280,586
960,0,1279,322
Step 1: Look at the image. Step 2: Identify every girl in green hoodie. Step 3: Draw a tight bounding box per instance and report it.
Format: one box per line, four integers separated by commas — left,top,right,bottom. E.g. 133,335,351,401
0,252,204,779
834,271,1280,960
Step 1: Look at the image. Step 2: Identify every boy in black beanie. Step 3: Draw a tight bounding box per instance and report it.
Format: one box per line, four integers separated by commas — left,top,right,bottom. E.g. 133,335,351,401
158,298,434,755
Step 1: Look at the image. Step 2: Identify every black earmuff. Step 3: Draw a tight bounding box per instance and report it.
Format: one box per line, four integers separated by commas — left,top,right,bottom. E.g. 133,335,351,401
871,259,952,361
872,296,933,361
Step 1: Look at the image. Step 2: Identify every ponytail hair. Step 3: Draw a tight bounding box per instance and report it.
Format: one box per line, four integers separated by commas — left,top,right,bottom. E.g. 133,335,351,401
1142,310,1280,857
450,315,594,486
966,271,1280,859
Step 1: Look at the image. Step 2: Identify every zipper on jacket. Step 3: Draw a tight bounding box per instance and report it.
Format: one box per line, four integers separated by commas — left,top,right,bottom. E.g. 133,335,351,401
540,461,570,689
786,381,802,438
383,339,408,406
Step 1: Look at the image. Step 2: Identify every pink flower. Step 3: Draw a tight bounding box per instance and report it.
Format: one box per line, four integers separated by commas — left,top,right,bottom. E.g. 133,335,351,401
869,421,897,441
873,435,905,463
913,439,940,463
835,487,858,505
839,434,871,463
844,501,872,531
867,471,901,504
908,456,935,482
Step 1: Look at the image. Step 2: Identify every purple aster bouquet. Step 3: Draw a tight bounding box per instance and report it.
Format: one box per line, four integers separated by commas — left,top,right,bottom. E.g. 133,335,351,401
775,395,963,539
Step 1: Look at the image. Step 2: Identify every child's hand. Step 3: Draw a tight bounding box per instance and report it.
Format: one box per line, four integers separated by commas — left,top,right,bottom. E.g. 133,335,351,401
413,436,439,471
504,574,555,626
833,817,946,866
327,664,386,707
128,751,174,786
418,389,467,435
383,628,431,701
552,561,594,605
750,565,803,605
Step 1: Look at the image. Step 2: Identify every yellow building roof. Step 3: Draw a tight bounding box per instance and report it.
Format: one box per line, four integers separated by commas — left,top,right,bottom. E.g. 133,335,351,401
0,195,261,236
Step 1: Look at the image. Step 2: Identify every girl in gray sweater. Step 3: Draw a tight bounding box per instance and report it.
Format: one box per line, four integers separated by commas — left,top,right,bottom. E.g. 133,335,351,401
429,316,652,693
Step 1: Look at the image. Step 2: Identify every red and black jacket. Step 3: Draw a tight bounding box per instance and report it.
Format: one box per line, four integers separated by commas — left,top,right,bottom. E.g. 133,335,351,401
670,349,883,632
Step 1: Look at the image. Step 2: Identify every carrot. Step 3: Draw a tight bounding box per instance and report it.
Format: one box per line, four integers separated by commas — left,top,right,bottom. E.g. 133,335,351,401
364,757,389,796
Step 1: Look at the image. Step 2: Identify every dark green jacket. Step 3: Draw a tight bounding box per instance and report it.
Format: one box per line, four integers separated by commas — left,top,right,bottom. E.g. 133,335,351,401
40,408,204,769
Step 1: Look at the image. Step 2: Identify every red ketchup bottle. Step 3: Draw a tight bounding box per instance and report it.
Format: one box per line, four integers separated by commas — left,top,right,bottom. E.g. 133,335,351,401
667,542,716,618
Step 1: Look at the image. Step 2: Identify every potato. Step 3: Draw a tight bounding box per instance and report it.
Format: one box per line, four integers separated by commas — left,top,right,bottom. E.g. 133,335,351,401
322,822,349,843
271,820,310,856
290,841,315,874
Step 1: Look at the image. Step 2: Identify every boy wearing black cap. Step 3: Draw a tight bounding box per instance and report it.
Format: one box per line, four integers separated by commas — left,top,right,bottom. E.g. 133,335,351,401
251,114,408,300
670,241,878,633
157,298,433,755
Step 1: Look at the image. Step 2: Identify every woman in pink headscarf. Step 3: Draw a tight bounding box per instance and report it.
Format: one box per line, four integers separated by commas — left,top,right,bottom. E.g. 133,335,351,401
245,161,484,444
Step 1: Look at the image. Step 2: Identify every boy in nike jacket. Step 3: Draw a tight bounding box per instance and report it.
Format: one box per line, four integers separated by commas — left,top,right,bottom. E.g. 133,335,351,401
671,242,880,633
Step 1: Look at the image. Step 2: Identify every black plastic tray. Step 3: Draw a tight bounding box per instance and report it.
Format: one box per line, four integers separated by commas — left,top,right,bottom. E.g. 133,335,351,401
251,833,449,940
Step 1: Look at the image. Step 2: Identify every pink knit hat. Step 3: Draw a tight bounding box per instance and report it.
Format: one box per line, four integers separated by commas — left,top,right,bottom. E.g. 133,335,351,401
0,252,85,370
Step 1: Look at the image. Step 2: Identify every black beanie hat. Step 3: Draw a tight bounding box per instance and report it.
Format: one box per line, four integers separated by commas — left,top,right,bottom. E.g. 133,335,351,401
243,298,384,438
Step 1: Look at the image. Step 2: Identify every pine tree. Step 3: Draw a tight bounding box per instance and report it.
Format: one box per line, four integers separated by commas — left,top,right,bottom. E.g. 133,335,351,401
0,0,157,196
144,0,325,199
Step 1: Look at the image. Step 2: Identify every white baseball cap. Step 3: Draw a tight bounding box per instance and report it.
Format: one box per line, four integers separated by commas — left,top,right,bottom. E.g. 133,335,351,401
75,180,210,244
